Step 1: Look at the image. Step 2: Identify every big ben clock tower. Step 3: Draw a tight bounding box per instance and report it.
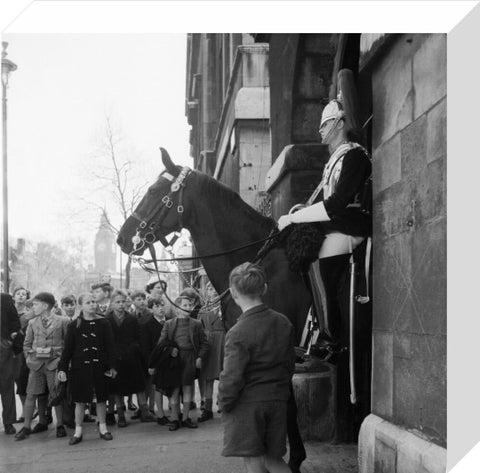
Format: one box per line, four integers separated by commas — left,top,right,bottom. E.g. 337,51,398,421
94,211,116,274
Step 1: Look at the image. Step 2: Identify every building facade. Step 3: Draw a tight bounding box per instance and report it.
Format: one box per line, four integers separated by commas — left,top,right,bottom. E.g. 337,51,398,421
186,34,271,210
185,33,446,473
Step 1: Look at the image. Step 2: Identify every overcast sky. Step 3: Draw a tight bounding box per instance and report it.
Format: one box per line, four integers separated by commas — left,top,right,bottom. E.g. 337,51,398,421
3,33,191,263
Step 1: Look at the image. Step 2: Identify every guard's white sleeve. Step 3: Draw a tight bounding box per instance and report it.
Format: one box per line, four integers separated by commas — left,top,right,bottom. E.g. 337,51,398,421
290,201,331,223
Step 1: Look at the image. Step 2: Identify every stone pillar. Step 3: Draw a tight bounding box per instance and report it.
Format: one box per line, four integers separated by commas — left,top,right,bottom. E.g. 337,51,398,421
293,361,336,441
265,143,330,220
266,143,335,441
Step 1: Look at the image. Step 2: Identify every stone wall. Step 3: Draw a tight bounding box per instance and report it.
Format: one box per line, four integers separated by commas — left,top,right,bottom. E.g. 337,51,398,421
268,34,334,162
359,32,446,473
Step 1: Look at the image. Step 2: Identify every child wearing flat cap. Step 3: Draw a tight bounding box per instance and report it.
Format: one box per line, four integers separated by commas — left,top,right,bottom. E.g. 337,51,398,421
15,292,70,441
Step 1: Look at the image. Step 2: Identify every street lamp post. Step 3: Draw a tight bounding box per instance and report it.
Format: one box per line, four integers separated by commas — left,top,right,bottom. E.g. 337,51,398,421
2,42,17,292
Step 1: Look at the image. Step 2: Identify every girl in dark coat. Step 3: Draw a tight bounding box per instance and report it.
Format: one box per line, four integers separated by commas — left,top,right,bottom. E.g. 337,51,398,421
57,293,117,444
105,289,155,427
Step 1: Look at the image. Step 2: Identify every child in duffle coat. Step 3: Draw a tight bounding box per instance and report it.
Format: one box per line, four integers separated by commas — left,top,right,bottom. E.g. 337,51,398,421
57,293,117,445
156,294,209,431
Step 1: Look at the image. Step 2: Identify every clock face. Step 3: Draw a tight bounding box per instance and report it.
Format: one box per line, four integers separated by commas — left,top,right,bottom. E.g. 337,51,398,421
97,243,106,251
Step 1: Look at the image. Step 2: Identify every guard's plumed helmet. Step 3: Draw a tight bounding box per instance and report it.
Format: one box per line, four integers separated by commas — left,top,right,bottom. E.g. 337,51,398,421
320,98,345,128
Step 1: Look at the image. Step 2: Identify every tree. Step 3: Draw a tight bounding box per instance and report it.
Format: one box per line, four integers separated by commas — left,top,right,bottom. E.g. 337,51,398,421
10,239,87,296
84,115,147,289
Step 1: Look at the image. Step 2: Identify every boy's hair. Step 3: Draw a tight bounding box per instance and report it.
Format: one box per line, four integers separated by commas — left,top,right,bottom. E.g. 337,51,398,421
77,293,94,306
130,290,147,300
179,287,201,306
13,286,31,299
148,296,165,309
32,292,56,310
229,262,267,297
61,295,76,305
91,282,113,295
110,289,128,301
174,295,195,307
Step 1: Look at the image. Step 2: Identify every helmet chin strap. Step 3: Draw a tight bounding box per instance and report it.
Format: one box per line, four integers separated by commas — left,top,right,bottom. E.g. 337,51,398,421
321,114,344,144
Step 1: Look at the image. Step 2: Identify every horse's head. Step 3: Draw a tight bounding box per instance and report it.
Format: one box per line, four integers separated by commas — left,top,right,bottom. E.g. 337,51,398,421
117,148,190,255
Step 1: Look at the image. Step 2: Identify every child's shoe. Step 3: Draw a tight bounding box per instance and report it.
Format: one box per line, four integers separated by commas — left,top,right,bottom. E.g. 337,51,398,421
198,410,213,422
168,420,180,431
182,418,198,429
117,416,128,428
156,416,170,425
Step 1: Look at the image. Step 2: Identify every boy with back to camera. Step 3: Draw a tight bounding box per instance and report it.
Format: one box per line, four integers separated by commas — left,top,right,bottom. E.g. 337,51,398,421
219,262,296,473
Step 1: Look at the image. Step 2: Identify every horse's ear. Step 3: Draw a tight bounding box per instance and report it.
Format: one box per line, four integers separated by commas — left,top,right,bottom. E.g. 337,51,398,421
160,147,178,174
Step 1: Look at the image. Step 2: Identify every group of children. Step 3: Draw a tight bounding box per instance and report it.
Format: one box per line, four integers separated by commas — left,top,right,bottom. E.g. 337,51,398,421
4,262,298,473
8,277,226,444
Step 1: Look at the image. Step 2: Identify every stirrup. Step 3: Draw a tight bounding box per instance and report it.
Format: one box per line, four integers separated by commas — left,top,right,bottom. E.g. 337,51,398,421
310,342,346,362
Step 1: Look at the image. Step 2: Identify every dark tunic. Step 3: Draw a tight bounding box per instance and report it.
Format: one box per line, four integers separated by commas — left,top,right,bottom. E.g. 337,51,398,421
315,147,371,237
58,316,116,403
105,311,146,395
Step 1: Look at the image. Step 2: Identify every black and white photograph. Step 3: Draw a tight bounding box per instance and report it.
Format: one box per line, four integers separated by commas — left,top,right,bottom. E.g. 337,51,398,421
0,2,479,472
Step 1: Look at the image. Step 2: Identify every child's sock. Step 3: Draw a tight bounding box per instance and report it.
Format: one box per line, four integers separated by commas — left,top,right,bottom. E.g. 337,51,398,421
74,426,83,437
170,403,179,421
183,403,190,421
117,404,126,418
205,398,213,412
99,422,108,434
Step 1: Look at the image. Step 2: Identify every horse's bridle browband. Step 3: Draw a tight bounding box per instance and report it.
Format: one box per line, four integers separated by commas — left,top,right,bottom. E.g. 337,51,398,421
130,167,191,253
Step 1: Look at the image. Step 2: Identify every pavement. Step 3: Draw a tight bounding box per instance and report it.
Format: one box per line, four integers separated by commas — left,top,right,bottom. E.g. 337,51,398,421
0,398,357,473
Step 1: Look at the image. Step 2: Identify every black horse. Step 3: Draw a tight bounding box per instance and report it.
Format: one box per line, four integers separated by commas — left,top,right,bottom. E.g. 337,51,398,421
117,148,372,469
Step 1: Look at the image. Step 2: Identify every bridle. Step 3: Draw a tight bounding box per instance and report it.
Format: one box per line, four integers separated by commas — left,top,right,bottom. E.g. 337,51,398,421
130,167,191,254
126,165,280,315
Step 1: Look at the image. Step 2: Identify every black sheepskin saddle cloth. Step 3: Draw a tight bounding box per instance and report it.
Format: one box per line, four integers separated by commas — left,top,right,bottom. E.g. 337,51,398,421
276,223,331,273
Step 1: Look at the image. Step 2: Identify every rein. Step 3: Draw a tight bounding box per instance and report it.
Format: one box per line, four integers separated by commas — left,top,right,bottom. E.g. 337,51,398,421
129,165,280,262
147,242,229,314
131,230,280,265
128,164,280,313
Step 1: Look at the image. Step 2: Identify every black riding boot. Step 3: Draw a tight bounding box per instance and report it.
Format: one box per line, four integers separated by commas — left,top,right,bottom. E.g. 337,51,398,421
308,254,350,362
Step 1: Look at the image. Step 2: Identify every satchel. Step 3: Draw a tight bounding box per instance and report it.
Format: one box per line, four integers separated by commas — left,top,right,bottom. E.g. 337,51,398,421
35,347,53,359
50,380,67,406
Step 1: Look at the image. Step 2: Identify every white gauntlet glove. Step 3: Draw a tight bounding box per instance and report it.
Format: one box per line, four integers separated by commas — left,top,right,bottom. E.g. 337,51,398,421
277,202,330,231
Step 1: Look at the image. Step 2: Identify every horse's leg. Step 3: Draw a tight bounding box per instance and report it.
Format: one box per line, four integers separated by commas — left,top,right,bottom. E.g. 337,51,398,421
287,383,306,473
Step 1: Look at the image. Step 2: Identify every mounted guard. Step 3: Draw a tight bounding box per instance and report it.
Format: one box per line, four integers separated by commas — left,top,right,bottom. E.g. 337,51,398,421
277,70,372,406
